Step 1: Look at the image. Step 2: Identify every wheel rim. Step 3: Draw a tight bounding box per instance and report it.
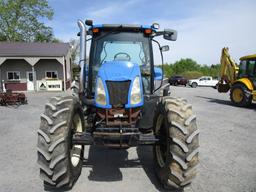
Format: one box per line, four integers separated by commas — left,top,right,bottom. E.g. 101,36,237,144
155,114,167,168
232,88,243,103
70,113,83,167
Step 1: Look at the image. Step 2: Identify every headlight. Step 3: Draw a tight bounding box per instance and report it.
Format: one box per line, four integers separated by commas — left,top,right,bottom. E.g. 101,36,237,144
130,76,142,105
96,77,107,105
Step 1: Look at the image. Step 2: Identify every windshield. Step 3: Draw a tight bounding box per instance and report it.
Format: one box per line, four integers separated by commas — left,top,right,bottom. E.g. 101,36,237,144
100,41,147,64
239,60,256,77
90,31,151,91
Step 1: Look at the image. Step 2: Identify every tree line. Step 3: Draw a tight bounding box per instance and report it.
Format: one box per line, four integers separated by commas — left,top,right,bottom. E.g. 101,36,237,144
162,58,220,79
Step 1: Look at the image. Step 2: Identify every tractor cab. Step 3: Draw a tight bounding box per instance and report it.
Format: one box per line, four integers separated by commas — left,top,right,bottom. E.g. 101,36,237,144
88,24,154,108
238,54,256,88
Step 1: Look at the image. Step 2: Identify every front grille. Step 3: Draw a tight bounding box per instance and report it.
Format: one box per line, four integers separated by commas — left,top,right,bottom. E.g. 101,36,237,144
106,81,131,107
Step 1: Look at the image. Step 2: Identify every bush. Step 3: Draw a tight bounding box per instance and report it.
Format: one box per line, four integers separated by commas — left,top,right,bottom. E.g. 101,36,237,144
181,71,203,79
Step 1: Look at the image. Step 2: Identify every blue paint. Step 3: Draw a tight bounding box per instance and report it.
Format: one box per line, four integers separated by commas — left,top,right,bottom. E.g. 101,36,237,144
154,67,163,80
94,61,144,109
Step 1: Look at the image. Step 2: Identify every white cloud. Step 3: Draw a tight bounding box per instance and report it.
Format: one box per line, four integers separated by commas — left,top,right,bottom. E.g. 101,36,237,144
50,0,256,66
156,1,256,65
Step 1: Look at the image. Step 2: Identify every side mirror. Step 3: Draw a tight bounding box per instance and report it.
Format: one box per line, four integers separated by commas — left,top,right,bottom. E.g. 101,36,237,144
151,23,160,29
163,29,177,41
161,45,169,52
85,19,93,26
154,67,163,80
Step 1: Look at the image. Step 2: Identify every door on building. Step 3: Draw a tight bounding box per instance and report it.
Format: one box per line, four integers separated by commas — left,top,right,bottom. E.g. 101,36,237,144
26,71,34,91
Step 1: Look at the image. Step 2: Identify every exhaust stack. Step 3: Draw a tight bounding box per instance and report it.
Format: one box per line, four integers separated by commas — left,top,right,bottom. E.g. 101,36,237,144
77,20,87,92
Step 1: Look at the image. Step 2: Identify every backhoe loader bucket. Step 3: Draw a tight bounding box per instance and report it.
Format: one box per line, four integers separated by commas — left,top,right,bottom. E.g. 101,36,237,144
217,83,230,93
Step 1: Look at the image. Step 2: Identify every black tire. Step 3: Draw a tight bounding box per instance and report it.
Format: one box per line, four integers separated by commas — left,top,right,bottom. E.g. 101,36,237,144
37,96,85,189
153,97,199,190
191,82,197,88
174,82,178,86
230,84,252,107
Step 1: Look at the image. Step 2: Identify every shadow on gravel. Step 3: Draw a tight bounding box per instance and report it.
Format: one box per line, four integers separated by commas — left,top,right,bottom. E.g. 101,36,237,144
196,96,256,110
83,145,182,192
83,145,140,182
196,96,232,105
136,146,183,192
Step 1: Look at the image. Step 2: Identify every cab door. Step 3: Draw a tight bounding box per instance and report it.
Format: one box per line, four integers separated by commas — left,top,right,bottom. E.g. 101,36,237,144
198,77,206,86
247,60,256,89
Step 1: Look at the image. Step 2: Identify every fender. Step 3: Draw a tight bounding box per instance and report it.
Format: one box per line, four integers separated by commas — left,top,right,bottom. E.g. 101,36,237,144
234,78,254,91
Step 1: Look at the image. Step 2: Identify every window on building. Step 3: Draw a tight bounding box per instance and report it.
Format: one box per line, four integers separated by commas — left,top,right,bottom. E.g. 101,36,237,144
45,71,58,79
7,71,20,81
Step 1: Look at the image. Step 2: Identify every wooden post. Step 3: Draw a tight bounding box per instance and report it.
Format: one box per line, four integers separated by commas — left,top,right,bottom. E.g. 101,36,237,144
32,65,36,91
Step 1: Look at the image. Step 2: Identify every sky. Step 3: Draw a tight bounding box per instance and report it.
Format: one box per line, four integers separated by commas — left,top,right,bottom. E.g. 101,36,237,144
47,0,256,65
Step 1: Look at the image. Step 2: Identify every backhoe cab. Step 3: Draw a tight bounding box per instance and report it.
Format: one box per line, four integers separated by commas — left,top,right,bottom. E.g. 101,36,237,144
37,19,199,191
218,47,256,106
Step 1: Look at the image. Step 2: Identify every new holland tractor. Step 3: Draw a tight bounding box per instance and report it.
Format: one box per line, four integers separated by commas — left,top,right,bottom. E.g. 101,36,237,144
37,19,199,191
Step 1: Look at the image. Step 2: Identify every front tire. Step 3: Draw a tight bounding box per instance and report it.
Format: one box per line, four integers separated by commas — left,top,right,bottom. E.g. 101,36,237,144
153,97,199,190
230,84,252,107
37,96,85,189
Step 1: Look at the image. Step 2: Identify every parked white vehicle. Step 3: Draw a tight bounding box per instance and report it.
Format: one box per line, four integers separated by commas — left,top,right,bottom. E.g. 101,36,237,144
188,76,218,88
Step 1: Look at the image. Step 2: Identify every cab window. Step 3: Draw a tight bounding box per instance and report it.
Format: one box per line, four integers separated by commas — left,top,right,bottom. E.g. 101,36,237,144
248,60,256,77
239,60,247,77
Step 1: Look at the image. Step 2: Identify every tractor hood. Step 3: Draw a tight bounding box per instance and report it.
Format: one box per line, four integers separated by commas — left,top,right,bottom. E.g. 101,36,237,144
97,61,139,81
95,60,143,109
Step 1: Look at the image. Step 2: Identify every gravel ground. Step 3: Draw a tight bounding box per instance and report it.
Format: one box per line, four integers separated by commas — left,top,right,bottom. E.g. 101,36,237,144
0,86,256,192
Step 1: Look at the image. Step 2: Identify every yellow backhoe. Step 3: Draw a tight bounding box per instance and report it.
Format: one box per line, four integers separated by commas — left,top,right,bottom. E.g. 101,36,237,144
218,47,256,107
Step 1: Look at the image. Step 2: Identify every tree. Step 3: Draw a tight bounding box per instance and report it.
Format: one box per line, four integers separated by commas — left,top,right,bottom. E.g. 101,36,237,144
172,58,200,75
163,64,173,77
69,39,80,65
0,0,54,42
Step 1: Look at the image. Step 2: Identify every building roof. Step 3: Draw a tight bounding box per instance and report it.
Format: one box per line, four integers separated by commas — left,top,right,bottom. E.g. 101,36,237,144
0,42,70,57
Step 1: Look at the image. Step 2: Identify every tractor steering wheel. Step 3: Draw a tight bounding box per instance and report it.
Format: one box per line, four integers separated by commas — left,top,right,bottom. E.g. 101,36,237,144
114,52,131,61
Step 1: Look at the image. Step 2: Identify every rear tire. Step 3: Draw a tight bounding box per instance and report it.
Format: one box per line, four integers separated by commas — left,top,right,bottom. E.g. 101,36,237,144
153,97,199,190
230,84,252,107
37,96,85,189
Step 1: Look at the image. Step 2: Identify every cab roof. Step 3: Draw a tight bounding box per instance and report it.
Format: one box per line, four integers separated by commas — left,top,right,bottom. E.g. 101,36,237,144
91,24,156,32
240,54,256,60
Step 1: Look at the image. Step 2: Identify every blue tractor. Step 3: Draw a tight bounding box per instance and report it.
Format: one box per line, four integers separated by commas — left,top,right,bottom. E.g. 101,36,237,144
37,19,199,191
